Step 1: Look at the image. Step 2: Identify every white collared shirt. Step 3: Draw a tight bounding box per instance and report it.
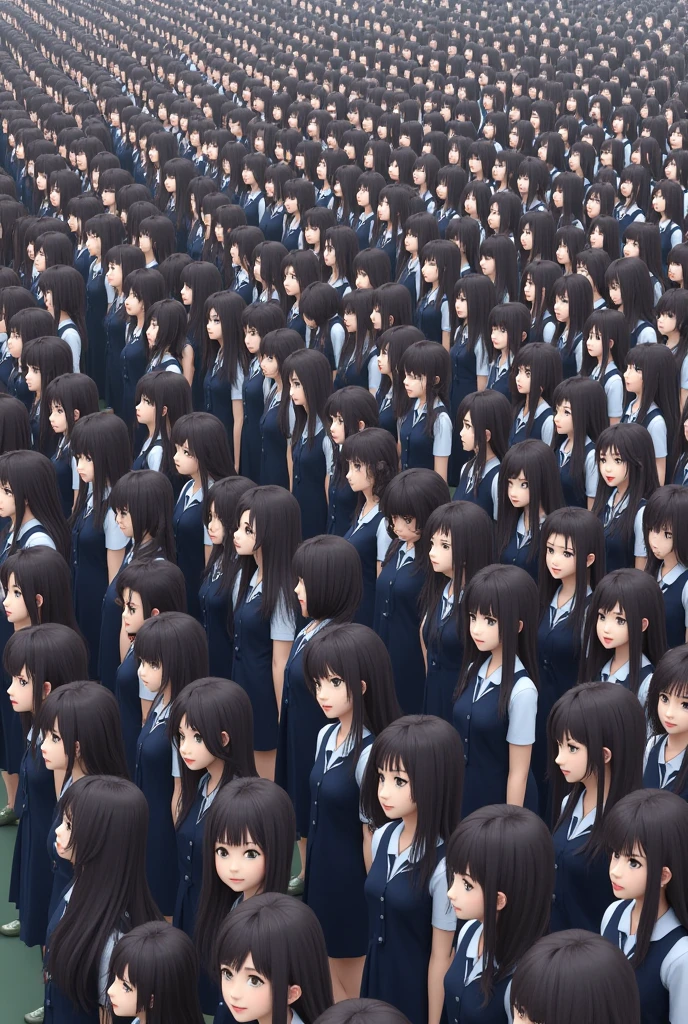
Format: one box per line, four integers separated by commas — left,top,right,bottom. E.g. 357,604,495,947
348,502,392,561
454,921,514,1021
370,820,455,931
600,653,652,706
472,654,537,745
604,489,647,557
644,735,686,789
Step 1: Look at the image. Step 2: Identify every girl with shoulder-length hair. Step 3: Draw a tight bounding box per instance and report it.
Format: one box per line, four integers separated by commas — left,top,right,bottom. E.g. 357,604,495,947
196,777,296,979
70,411,131,678
511,930,641,1024
39,264,87,375
133,369,192,487
622,342,680,486
45,776,162,1020
216,892,333,1024
551,376,606,510
179,261,223,407
121,267,167,431
645,646,688,800
580,568,667,705
605,257,658,347
497,440,564,582
580,308,627,425
548,681,646,934
643,485,688,647
359,715,464,1024
302,624,401,1000
399,340,453,482
550,272,593,379
601,788,688,1020
107,921,204,1024
453,564,540,815
324,386,379,538
1,624,87,950
202,289,247,471
0,449,70,562
416,240,463,350
231,486,301,779
508,343,561,448
479,234,520,304
22,336,73,455
455,388,512,520
444,806,554,1019
143,298,190,379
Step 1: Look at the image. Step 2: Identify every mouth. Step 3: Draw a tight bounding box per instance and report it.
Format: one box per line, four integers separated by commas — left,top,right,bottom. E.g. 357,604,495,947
560,769,570,775
320,704,332,711
601,635,614,646
612,882,624,892
381,802,394,813
182,757,195,766
230,1006,247,1016
665,721,677,729
9,699,17,706
550,566,561,574
604,475,616,484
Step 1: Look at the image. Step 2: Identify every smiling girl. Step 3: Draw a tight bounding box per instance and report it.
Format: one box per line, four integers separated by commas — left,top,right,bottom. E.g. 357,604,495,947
645,647,688,800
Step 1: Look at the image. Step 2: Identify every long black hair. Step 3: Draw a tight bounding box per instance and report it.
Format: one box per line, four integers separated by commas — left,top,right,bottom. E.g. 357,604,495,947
0,450,70,560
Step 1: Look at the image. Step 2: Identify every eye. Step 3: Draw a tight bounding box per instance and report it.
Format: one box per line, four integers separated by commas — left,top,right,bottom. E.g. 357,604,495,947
463,879,473,891
244,848,261,859
122,980,133,994
247,975,264,988
221,968,233,982
393,776,407,788
567,743,578,753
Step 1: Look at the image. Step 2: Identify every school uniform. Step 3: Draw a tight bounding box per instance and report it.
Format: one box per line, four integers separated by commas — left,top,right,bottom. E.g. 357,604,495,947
334,342,381,392
613,202,645,238
344,503,392,628
601,489,647,573
132,433,164,472
398,256,421,315
374,544,426,714
422,583,463,724
600,653,654,708
8,361,32,413
204,351,243,461
444,920,513,1024
454,456,500,519
556,327,584,379
259,202,286,242
276,619,331,836
557,438,598,508
399,397,453,472
260,385,293,489
327,465,357,537
232,569,296,751
147,352,183,375
508,399,554,447
97,543,136,694
601,900,688,1024
173,479,212,622
376,387,397,440
292,417,334,540
239,189,266,227
287,301,307,341
500,512,543,583
328,277,351,300
361,821,456,1024
56,319,81,374
121,325,148,430
199,560,234,677
486,353,512,399
644,735,688,800
622,400,668,464
590,361,624,421
135,693,179,915
450,328,489,483
230,267,256,305
551,791,614,933
436,208,458,239
304,722,373,957
415,287,450,345
656,562,688,648
355,211,374,248
115,645,143,777
282,217,304,251
51,438,77,520
659,219,684,275
85,258,109,397
375,228,400,277
453,654,538,817
187,219,205,261
629,320,658,346
103,297,127,418
239,358,265,483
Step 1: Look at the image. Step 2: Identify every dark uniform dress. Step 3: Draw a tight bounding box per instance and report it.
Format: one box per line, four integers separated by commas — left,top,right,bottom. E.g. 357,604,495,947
51,438,75,520
85,258,108,397
135,694,179,916
327,467,357,537
374,545,426,714
656,563,688,649
444,921,512,1024
499,513,542,584
103,297,127,418
120,325,148,431
260,385,290,489
550,793,613,933
601,491,646,573
173,480,210,622
240,358,264,483
199,562,234,678
344,505,388,629
643,736,688,801
292,423,331,540
423,584,463,724
115,646,141,778
276,620,331,837
304,723,374,957
43,888,103,1024
98,544,134,693
376,388,397,440
453,458,499,519
204,351,241,462
507,400,553,447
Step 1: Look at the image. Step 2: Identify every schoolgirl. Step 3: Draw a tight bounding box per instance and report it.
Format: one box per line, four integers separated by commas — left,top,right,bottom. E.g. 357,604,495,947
22,336,73,456
511,931,641,1024
602,789,688,1024
160,158,196,254
137,215,176,270
324,387,379,538
484,302,529,399
623,344,679,486
434,166,467,239
642,486,688,648
259,328,304,490
133,611,209,917
39,266,86,376
588,216,623,262
226,225,263,305
415,241,462,349
107,921,204,1024
215,892,333,1024
239,303,285,483
550,172,586,230
398,341,452,481
282,179,315,252
83,215,126,395
283,250,321,341
0,291,38,395
455,389,512,520
300,283,346,374
201,290,247,469
421,501,495,724
370,285,413,347
508,343,561,448
253,241,289,307
497,440,563,582
478,236,519,307
656,288,688,412
580,309,627,425
66,196,103,285
644,647,688,799
187,180,216,262
323,226,357,300
551,273,593,379
444,806,554,1024
650,179,685,276
614,165,649,237
375,470,450,715
373,185,410,279
374,327,421,442
231,485,300,779
180,261,224,407
359,715,463,1024
576,248,612,310
605,258,658,347
1,623,86,943
259,164,291,242
548,681,646,933
102,248,147,413
238,154,267,227
668,243,688,289
353,250,392,293
520,260,559,346
144,298,190,380
281,348,334,540
552,377,606,509
121,269,167,431
339,291,380,393
169,677,257,1010
354,172,385,251
622,223,665,305
396,214,439,317
445,218,482,278
133,371,192,488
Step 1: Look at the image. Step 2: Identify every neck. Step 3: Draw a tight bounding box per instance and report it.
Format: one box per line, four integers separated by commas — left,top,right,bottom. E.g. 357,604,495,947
136,313,145,329
662,549,679,575
630,888,670,936
582,764,610,816
71,760,85,783
667,329,681,346
484,643,503,676
610,641,630,674
190,470,202,492
615,475,629,500
397,809,418,852
361,485,377,513
206,755,224,795
337,706,354,746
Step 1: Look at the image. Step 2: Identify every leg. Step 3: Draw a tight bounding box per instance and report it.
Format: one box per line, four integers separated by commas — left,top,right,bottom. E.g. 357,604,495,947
297,836,307,879
254,749,276,781
329,957,365,1002
2,771,17,813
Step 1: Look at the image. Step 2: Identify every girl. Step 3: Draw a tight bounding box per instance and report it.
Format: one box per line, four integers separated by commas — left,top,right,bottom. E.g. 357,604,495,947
240,303,286,483
282,179,315,252
455,389,512,520
40,265,86,375
44,776,161,1023
70,412,130,678
375,470,451,715
339,291,380,393
485,302,530,399
602,789,688,1024
651,180,684,276
449,276,493,472
300,283,346,374
415,241,462,350
325,387,379,538
281,348,334,540
144,299,190,378
548,681,646,933
606,258,658,347
103,244,146,419
275,536,362,889
453,563,540,814
552,377,606,510
535,508,606,814
46,373,100,518
203,290,248,470
170,677,258,1011
22,336,73,456
421,501,495,725
374,327,420,442
359,716,463,1024
232,486,300,779
444,806,554,1024
479,235,519,305
107,921,204,1024
121,269,167,431
341,429,397,628
200,476,254,678
303,624,401,1001
134,612,209,918
133,371,192,487
399,341,453,481
5,309,53,415
171,412,234,621
508,343,561,448
397,213,440,317
284,250,321,340
180,262,224,408
497,440,564,582
551,273,594,379
2,625,87,950
83,215,126,396
594,423,659,573
623,344,679,486
215,893,333,1024
581,569,667,707
645,647,688,799
581,309,627,425
259,328,304,491
644,486,688,648
521,260,559,346
656,288,688,412
323,226,357,298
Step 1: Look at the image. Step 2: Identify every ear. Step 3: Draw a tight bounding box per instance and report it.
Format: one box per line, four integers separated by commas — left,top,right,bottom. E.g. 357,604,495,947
286,984,302,1007
74,739,82,762
161,405,168,418
602,745,612,765
484,428,492,444
35,593,43,608
433,375,441,386
220,730,230,748
496,890,507,912
42,681,52,700
358,419,366,432
609,338,614,351
151,607,160,617
72,409,81,423
521,331,528,342
586,552,595,568
517,620,523,632
661,865,673,888
641,617,649,632
388,315,394,327
360,679,367,695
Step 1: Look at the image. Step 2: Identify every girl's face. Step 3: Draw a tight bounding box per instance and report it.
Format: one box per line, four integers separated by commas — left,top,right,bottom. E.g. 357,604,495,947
377,347,390,377
355,270,371,290
207,308,223,342
173,440,199,479
469,608,501,653
403,371,427,401
244,326,261,357
346,458,372,493
609,846,649,902
323,242,337,269
138,659,163,694
586,196,601,219
652,191,666,215
357,186,370,209
260,352,279,380
40,716,68,773
107,262,123,292
284,195,298,215
657,688,688,739
49,401,68,435
329,411,346,446
7,663,36,715
585,326,604,361
447,871,485,922
33,249,47,273
114,506,135,539
135,393,156,429
304,225,320,247
25,364,41,394
507,470,530,508
514,364,531,396
145,317,159,348
3,573,31,629
289,372,307,409
520,225,532,251
207,503,226,548
125,291,144,319
589,226,604,249
657,311,678,338
464,194,477,216
178,713,226,773
597,602,634,652
0,478,17,522
377,198,391,222
429,529,453,577
108,968,140,1019
86,233,101,259
554,731,590,784
545,532,578,584
454,293,468,320
314,671,354,720
623,237,640,258
608,281,622,308
54,812,76,862
623,361,642,395
122,588,146,641
390,513,420,546
648,524,675,563
599,447,628,489
620,178,634,197
180,283,193,306
283,267,300,297
377,758,415,819
233,509,257,557
553,291,570,323
459,411,476,452
221,957,286,1024
422,258,439,285
479,254,496,280
138,233,153,257
668,262,684,285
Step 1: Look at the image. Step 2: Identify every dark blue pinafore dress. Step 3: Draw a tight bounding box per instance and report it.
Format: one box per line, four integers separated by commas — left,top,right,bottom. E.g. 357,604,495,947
199,565,234,679
85,259,108,397
240,360,264,483
51,439,74,520
260,388,289,489
443,921,511,1024
231,584,279,751
292,429,328,539
422,595,463,724
115,646,141,778
659,567,688,649
173,481,206,622
344,509,385,628
374,549,426,715
103,298,127,418
327,469,357,537
550,810,612,933
71,500,111,679
43,893,100,1024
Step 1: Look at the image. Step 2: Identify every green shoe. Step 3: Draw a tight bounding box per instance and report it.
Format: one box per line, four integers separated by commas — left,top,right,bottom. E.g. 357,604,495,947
288,875,304,897
0,918,19,937
23,1009,44,1024
0,805,17,826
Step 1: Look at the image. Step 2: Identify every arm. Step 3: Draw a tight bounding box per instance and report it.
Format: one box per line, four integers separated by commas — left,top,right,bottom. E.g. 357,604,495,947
428,928,454,1024
107,547,126,583
477,375,487,391
141,698,153,724
635,556,647,570
181,343,194,387
53,769,65,800
324,472,330,501
506,743,533,806
433,455,448,481
272,639,292,715
287,444,293,491
441,330,450,351
363,824,373,872
609,416,621,426
420,616,427,672
119,620,129,663
171,776,182,824
682,389,688,416
587,496,595,511
656,456,666,487
204,544,212,566
232,398,244,474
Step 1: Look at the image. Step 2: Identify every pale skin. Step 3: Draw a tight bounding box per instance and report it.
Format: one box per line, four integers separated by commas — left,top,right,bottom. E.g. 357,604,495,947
598,447,646,570
609,844,672,937
554,732,612,820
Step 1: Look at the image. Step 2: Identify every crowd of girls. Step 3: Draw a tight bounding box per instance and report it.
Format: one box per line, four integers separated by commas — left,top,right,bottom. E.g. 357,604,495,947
2,0,688,1022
